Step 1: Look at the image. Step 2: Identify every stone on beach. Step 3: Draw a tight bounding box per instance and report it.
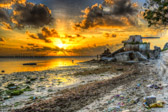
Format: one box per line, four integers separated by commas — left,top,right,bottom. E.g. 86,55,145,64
122,35,143,44
114,51,147,62
100,48,111,58
163,42,168,50
100,35,161,62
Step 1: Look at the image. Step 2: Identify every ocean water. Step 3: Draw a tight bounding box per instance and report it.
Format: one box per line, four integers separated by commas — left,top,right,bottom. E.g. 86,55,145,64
0,57,95,74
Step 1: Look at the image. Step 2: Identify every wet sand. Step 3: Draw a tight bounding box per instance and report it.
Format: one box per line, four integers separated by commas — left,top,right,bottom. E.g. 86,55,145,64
13,62,145,112
0,61,129,111
2,53,167,112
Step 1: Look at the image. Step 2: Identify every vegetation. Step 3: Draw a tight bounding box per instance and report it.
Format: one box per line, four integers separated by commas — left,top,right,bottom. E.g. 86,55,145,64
143,0,168,27
0,85,33,100
162,48,168,52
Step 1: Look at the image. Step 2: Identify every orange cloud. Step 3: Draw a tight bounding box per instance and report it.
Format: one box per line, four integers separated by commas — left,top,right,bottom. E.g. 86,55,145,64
0,0,26,8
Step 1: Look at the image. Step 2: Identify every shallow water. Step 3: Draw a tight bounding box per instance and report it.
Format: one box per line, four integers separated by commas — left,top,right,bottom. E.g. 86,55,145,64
0,57,95,74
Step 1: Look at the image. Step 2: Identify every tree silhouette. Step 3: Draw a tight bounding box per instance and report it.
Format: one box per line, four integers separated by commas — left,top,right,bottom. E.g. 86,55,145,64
143,0,168,27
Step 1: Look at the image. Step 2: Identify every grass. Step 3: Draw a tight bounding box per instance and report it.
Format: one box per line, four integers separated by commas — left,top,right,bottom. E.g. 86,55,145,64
1,86,33,99
161,48,168,52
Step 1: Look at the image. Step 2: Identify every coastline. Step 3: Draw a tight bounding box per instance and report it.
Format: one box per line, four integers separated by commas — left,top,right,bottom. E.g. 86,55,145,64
13,62,145,112
0,60,126,111
1,51,168,112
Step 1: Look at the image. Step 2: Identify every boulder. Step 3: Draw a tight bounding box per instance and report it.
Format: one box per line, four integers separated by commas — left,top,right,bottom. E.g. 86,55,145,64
123,35,143,44
115,51,131,62
100,57,116,62
124,44,139,51
135,52,148,61
163,42,168,50
148,51,155,59
139,44,150,52
153,46,161,59
100,48,111,58
148,46,161,59
114,51,147,62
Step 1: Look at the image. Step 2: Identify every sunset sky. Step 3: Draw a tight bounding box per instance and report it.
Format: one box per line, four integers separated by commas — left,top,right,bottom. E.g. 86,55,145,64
0,0,168,56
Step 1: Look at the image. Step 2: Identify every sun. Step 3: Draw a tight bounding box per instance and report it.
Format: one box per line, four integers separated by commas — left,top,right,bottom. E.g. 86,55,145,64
53,39,67,49
57,42,64,48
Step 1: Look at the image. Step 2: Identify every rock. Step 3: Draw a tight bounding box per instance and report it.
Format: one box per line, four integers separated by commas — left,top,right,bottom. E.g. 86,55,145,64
153,46,161,58
115,51,131,62
30,77,37,81
100,57,115,62
135,52,147,61
139,44,150,52
148,51,155,59
123,35,143,44
114,51,147,62
99,35,161,62
100,48,111,58
116,68,124,71
123,61,139,65
26,80,31,84
6,83,17,89
163,42,168,50
8,86,18,90
147,47,161,59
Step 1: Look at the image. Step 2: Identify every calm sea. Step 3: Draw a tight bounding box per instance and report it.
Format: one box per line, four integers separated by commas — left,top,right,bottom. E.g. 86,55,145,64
0,57,95,74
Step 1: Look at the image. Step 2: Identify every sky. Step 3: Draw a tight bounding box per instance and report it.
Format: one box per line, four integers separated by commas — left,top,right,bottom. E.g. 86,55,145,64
0,0,167,56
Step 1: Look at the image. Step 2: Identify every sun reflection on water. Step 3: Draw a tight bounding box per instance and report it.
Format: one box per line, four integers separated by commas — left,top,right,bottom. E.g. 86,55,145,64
0,57,93,74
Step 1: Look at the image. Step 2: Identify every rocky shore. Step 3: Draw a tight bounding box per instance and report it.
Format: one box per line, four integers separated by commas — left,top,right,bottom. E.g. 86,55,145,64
1,51,168,112
0,61,129,111
13,63,142,112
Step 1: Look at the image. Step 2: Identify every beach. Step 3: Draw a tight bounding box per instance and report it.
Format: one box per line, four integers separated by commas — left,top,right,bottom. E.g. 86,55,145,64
0,57,124,111
0,52,168,112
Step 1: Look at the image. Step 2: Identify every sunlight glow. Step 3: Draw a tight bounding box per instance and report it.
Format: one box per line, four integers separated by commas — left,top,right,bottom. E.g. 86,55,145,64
57,42,64,48
53,39,67,49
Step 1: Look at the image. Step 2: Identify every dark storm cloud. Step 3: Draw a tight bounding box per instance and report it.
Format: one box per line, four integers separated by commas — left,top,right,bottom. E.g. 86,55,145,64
26,46,62,52
75,0,138,29
12,2,53,28
0,9,9,22
0,0,53,29
27,27,58,43
41,0,103,16
103,0,137,16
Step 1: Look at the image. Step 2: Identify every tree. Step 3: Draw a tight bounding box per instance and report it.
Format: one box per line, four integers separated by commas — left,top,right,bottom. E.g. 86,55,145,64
143,0,168,27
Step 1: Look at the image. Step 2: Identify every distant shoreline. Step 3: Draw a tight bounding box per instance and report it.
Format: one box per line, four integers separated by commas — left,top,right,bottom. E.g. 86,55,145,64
0,56,96,58
142,37,160,39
